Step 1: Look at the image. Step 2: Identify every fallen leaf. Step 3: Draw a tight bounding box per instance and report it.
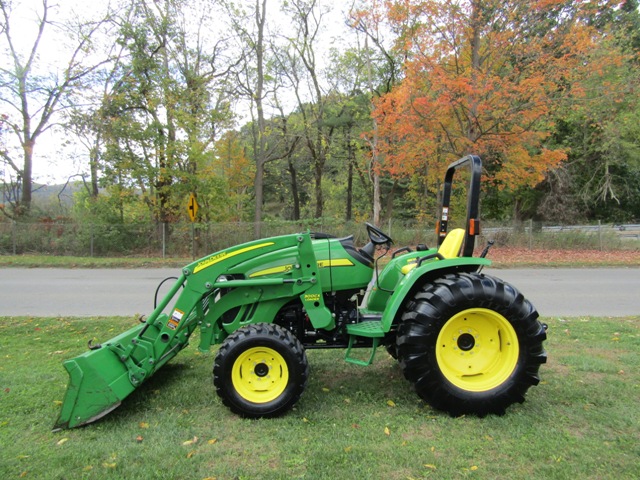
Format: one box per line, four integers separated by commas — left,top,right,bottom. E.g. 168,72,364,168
302,417,309,423
102,462,117,469
183,436,198,446
187,451,196,458
322,387,330,392
19,471,28,478
82,466,93,472
344,446,353,453
386,400,396,407
139,422,149,429
57,438,68,446
352,423,360,429
207,439,218,445
424,464,437,470
384,426,391,436
471,466,479,471
136,436,144,443
53,400,63,406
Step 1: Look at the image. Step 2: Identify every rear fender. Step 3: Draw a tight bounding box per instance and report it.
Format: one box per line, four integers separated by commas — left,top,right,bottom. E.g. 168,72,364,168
379,257,491,332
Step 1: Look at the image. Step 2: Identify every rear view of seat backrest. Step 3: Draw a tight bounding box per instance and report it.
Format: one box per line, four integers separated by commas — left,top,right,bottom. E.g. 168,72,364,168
437,228,465,259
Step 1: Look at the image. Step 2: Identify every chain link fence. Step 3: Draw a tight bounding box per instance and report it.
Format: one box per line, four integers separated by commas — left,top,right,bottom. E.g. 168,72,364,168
0,219,638,258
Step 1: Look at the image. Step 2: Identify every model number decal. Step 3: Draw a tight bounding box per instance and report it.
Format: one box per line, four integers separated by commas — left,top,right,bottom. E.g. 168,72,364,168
167,309,184,330
194,242,275,273
250,258,355,278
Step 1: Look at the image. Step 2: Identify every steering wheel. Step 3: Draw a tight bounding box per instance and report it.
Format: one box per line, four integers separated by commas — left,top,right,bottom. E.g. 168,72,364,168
365,222,394,247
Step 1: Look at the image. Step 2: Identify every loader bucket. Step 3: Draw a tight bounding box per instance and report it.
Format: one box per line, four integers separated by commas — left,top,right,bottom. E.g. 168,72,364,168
53,323,145,430
54,274,193,430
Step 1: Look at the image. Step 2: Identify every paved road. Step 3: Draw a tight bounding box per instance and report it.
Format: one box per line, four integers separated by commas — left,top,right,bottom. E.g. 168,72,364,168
0,267,638,317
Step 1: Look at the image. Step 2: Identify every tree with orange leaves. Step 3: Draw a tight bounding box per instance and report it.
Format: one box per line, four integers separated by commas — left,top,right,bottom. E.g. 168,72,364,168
371,0,623,217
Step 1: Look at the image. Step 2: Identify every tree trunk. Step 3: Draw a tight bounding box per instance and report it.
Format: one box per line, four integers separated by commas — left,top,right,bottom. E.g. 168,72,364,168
89,146,99,198
364,35,381,225
384,179,398,220
345,123,354,222
20,139,34,214
253,0,268,238
288,159,300,220
314,153,324,218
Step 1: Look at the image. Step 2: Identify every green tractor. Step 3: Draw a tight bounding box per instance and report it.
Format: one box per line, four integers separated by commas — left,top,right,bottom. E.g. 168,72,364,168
54,155,547,430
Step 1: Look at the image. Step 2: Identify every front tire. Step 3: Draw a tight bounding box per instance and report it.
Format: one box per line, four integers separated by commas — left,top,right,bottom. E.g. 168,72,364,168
397,273,547,416
213,323,309,418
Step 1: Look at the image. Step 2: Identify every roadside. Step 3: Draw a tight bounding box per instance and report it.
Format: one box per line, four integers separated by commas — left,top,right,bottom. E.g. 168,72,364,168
486,246,640,268
1,246,640,269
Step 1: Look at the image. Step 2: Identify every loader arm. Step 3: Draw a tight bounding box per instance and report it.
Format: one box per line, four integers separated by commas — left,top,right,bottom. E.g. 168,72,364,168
55,232,333,430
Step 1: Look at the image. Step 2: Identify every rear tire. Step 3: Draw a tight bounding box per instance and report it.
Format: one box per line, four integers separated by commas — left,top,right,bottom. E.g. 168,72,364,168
213,323,309,418
397,273,547,416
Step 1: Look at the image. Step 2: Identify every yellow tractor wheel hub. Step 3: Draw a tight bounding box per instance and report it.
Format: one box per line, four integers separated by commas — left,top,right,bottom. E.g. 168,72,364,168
436,308,519,392
231,347,289,403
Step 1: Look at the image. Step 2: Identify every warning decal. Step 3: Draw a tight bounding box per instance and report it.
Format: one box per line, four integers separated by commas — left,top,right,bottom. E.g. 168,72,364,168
167,309,184,330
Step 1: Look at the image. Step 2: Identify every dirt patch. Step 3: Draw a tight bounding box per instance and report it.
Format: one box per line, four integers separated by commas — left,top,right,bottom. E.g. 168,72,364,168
484,247,640,267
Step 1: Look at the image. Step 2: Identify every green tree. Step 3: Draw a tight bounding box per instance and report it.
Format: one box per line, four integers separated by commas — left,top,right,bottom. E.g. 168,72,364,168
279,0,335,219
370,0,626,221
542,2,640,222
0,0,112,217
99,0,235,224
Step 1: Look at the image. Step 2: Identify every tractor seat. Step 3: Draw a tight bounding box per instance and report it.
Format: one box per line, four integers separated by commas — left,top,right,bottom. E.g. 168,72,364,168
401,228,465,275
437,228,465,259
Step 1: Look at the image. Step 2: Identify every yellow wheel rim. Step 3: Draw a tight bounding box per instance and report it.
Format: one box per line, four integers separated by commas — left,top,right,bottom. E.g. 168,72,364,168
231,346,289,403
436,308,519,392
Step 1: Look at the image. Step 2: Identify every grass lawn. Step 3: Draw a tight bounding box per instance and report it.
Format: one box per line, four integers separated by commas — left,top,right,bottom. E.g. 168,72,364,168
0,315,638,479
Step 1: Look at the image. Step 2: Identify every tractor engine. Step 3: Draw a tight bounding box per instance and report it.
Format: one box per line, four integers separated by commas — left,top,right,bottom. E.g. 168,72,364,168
275,289,368,348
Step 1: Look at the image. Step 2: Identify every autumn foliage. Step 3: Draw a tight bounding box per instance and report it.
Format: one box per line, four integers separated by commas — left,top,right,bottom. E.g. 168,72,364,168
370,0,625,192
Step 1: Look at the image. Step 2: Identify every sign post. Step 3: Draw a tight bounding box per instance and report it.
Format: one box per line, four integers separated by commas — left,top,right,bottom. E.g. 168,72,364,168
188,193,199,259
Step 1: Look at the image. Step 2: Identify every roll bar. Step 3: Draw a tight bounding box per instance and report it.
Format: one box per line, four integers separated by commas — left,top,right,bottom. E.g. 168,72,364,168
436,155,482,258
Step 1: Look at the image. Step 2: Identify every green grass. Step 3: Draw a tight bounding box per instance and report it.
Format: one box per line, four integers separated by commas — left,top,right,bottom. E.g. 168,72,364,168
1,316,639,479
0,255,188,268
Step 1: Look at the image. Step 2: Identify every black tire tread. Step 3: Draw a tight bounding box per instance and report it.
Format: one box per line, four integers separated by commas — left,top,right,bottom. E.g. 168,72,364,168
397,273,547,416
213,323,309,418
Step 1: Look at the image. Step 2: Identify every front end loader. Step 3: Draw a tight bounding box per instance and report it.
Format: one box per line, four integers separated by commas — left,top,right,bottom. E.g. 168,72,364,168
54,155,547,429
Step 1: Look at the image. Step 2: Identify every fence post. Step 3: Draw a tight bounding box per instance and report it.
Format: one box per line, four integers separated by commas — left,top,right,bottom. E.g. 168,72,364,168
598,220,603,251
162,222,166,259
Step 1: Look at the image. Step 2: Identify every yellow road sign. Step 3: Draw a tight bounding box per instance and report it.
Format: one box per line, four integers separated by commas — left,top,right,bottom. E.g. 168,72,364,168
187,193,199,222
